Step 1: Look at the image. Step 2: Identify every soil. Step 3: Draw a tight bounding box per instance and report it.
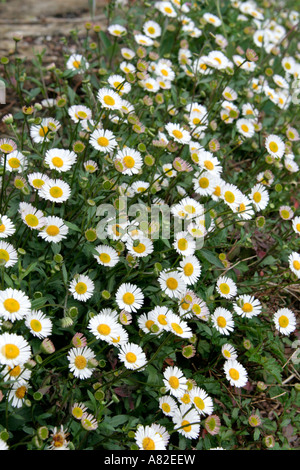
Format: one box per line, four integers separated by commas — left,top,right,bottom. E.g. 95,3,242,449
0,0,109,60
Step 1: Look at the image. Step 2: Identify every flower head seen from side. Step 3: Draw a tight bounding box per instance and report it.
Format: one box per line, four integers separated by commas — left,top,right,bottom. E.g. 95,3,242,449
224,359,248,388
8,383,28,408
67,346,96,380
273,308,296,335
71,402,88,420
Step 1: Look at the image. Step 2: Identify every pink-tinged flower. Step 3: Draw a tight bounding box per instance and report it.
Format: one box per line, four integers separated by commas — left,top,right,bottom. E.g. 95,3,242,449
72,332,87,348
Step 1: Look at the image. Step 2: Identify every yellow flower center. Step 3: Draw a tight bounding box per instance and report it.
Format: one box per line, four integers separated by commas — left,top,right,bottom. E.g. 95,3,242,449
166,277,178,290
217,316,227,328
172,129,183,140
284,62,291,70
199,177,209,188
46,225,60,236
97,324,111,336
164,6,173,13
184,204,195,214
30,319,42,332
281,210,290,219
229,368,240,381
103,95,115,106
142,437,155,450
219,283,230,295
123,156,135,169
99,253,111,264
4,298,20,313
73,60,81,69
161,69,169,77
97,136,110,147
204,160,214,170
32,178,45,188
194,396,205,410
224,92,232,99
296,223,300,232
0,224,5,233
223,350,231,358
74,355,87,369
15,385,27,399
25,214,39,227
75,282,87,295
125,352,137,363
181,420,191,432
123,292,135,305
0,249,9,263
145,319,155,330
239,203,246,212
2,344,20,359
76,111,88,119
133,243,146,254
192,304,201,315
183,263,194,276
162,403,171,413
49,186,63,198
171,322,183,335
241,124,249,133
52,157,64,168
269,141,278,153
253,192,261,203
157,314,167,325
148,26,155,35
8,365,21,377
180,393,191,404
0,143,14,153
242,302,253,313
278,315,289,328
39,126,49,137
177,238,188,251
8,157,21,169
169,376,180,389
72,407,84,419
224,191,235,203
293,260,300,270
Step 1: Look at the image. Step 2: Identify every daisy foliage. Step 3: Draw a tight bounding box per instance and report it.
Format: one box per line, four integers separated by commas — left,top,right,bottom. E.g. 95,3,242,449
0,0,299,452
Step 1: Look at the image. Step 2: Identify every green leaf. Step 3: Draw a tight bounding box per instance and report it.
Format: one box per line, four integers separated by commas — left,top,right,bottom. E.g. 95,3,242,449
199,249,224,268
20,262,38,280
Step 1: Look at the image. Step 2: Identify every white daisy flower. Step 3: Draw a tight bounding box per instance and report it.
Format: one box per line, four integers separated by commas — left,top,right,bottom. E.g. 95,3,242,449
249,183,269,211
235,195,255,220
292,216,300,236
288,252,300,278
193,170,219,196
107,24,127,37
118,342,147,370
158,269,187,299
265,134,285,159
273,308,296,336
25,310,53,339
88,309,120,344
68,105,92,123
178,255,202,285
8,383,28,408
190,386,214,416
159,395,178,417
172,403,200,439
0,332,31,367
143,20,162,38
135,425,166,451
211,307,234,335
221,343,238,360
203,12,222,26
97,88,123,110
221,183,242,211
0,215,15,238
38,179,71,203
0,288,31,322
216,276,237,299
233,294,262,318
115,283,144,313
126,235,154,258
66,53,88,72
27,172,50,190
2,364,31,384
121,47,135,60
165,311,193,338
163,365,188,398
114,147,143,175
165,123,191,144
224,359,248,388
140,77,160,93
157,1,177,17
19,202,47,231
108,74,131,95
131,180,150,195
38,216,69,244
173,231,196,256
89,128,117,153
69,274,95,302
4,150,27,173
198,151,222,175
0,241,18,268
94,245,119,267
67,346,96,380
30,117,60,143
45,148,77,172
236,118,255,138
